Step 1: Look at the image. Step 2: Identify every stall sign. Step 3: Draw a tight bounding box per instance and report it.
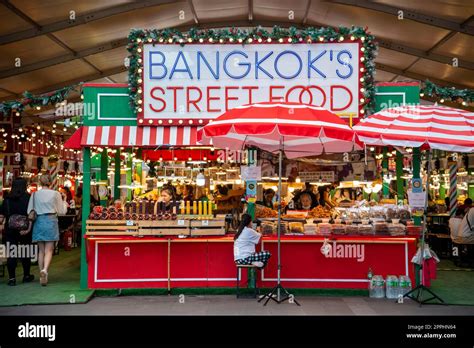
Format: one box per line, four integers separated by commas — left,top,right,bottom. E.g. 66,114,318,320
142,43,361,123
299,171,335,182
246,180,257,202
411,178,423,193
241,166,262,181
408,191,426,208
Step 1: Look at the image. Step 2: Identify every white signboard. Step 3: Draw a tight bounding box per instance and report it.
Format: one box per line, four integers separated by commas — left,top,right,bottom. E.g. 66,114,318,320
240,166,262,181
142,43,360,122
408,191,426,209
299,171,335,182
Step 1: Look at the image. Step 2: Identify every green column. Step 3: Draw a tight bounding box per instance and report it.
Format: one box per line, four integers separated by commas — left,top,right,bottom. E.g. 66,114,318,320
100,151,108,207
246,148,257,220
396,151,404,201
114,149,121,200
382,147,389,198
412,148,422,226
126,151,133,201
80,147,91,289
412,147,422,286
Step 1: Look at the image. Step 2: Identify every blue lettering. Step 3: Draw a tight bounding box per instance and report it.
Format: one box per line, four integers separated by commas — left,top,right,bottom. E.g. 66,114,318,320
308,50,327,78
255,51,274,79
149,52,167,79
223,51,251,79
274,51,302,79
169,51,193,79
197,51,219,80
336,50,353,79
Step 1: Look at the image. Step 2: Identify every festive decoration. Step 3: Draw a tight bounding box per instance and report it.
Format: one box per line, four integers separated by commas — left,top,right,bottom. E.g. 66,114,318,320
449,161,458,218
127,25,378,116
420,80,474,108
0,84,81,116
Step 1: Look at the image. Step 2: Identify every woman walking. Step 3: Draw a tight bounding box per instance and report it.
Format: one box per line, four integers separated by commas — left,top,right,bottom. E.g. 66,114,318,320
1,178,34,286
28,174,67,286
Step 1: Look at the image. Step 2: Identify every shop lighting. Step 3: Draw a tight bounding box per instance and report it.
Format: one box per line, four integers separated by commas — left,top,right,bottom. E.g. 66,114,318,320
458,170,468,176
295,176,301,183
196,172,206,187
187,160,208,165
309,182,331,186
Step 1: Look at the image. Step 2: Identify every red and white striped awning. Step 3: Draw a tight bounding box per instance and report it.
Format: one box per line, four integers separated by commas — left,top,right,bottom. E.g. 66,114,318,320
79,126,198,147
353,105,474,152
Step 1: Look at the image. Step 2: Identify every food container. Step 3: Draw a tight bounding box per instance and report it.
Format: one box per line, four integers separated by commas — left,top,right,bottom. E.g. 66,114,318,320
388,223,406,236
358,224,374,235
345,224,359,235
317,223,332,235
289,222,304,234
374,221,389,234
331,224,346,235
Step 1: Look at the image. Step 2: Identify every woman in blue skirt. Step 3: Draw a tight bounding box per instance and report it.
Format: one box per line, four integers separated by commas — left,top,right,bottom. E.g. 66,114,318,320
27,174,67,286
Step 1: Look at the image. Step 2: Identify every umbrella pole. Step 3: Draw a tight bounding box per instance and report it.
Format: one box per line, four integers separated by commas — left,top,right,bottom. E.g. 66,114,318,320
403,149,444,305
258,137,300,306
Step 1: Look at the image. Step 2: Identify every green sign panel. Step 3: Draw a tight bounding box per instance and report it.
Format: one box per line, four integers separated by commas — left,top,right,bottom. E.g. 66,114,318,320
374,83,420,112
83,85,136,126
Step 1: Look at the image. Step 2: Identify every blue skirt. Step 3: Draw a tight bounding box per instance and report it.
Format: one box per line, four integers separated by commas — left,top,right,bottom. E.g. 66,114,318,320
32,215,59,242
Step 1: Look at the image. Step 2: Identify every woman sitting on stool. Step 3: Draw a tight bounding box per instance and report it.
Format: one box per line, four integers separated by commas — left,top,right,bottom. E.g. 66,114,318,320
234,213,271,268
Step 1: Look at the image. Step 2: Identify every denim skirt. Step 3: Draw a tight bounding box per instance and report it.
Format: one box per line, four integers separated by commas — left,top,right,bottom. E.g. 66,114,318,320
32,214,59,242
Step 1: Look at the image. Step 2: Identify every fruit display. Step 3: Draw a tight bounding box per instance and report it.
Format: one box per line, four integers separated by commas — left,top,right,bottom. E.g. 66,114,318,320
307,205,332,219
256,205,278,218
88,205,178,221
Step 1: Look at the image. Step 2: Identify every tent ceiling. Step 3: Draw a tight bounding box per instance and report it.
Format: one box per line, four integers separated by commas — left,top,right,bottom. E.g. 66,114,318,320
0,0,473,109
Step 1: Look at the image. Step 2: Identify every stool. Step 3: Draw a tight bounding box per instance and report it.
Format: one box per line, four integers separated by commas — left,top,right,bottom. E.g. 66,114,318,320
236,264,259,299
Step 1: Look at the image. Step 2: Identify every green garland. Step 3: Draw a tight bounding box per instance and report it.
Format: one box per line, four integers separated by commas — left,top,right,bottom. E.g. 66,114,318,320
421,80,473,106
0,84,80,117
127,25,378,116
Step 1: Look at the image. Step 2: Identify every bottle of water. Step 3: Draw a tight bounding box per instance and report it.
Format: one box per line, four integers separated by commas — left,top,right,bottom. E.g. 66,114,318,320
398,275,412,296
386,275,399,299
369,275,385,298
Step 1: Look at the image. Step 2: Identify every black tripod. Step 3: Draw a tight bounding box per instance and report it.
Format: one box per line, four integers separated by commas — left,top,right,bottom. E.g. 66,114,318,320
258,142,300,306
403,150,444,306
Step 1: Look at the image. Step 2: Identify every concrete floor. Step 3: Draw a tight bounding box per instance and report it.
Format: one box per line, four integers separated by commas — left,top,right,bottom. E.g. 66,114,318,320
1,295,474,315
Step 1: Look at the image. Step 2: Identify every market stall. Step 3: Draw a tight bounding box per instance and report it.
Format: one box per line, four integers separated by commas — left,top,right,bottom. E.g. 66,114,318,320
66,26,427,292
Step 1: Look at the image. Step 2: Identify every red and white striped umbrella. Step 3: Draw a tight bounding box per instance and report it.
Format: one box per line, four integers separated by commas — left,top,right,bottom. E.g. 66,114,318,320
198,102,361,158
353,105,474,152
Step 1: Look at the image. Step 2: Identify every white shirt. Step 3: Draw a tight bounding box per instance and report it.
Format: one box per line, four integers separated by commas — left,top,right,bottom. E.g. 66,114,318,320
234,226,261,261
27,189,68,216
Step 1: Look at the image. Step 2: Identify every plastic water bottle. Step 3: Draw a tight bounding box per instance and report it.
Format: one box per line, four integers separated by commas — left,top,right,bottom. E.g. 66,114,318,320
398,275,412,296
386,275,399,299
369,275,385,298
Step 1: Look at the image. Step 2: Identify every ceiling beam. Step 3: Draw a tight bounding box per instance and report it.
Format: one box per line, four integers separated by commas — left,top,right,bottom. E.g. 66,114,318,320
248,0,253,22
378,38,474,70
2,19,473,80
375,63,472,90
0,0,184,45
187,0,199,24
330,0,474,35
0,38,127,79
0,66,126,102
302,0,312,25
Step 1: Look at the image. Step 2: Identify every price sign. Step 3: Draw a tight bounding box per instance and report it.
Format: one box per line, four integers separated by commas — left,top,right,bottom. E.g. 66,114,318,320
126,220,134,226
202,220,209,226
177,219,185,226
408,191,426,208
241,166,262,181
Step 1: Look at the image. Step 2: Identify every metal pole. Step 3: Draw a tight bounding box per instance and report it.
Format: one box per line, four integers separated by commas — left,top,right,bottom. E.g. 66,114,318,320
419,150,431,292
277,136,283,301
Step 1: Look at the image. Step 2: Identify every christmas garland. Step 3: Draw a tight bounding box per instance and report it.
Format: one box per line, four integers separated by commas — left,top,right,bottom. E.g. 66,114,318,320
420,80,473,106
127,25,378,116
0,84,80,117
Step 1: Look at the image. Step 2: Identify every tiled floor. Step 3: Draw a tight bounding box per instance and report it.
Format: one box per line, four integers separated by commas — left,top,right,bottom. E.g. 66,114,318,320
1,295,474,315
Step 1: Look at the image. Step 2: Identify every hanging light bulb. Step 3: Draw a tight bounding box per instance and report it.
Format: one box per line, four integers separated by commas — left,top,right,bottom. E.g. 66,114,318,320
295,176,301,183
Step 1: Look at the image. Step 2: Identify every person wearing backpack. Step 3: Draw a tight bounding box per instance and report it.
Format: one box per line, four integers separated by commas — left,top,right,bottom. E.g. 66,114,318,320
0,178,33,286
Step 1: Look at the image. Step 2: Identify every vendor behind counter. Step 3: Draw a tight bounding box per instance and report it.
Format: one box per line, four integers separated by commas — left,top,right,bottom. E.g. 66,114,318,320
256,188,275,209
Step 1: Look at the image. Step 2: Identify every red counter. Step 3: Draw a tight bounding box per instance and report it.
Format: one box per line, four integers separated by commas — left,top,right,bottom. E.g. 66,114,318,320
85,235,417,289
